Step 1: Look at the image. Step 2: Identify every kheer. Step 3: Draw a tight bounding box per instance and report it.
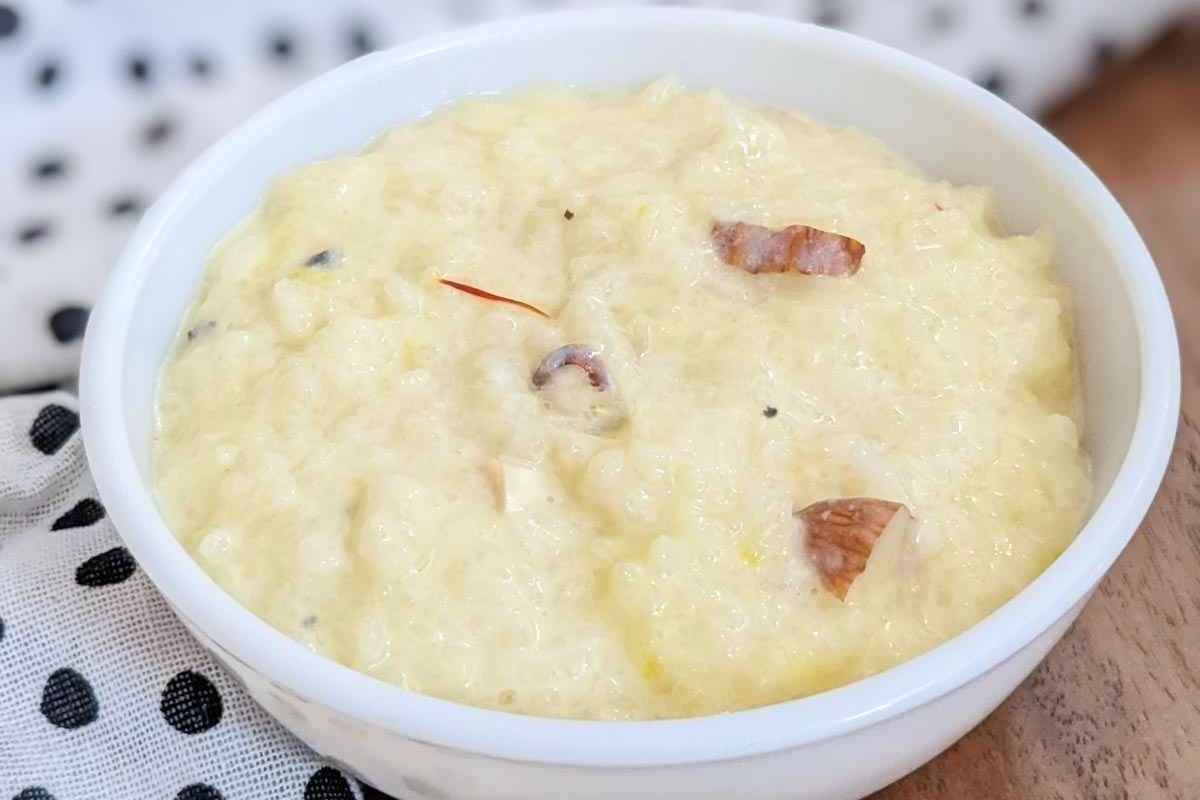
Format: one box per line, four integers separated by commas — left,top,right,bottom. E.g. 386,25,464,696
154,80,1091,720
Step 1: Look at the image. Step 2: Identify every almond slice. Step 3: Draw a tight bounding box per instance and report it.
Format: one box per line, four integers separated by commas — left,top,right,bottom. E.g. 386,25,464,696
489,458,567,513
797,497,908,600
712,221,865,276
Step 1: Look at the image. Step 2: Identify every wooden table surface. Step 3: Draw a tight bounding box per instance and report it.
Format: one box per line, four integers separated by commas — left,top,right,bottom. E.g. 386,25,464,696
875,20,1200,800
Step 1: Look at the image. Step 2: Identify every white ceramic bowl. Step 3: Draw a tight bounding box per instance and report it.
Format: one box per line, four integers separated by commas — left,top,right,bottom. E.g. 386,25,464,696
79,8,1179,799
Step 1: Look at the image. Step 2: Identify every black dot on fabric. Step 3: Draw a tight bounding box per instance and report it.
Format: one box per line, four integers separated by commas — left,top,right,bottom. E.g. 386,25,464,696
17,221,51,245
763,406,778,418
813,0,844,28
0,4,20,39
927,5,956,33
161,670,224,734
346,23,375,58
13,789,56,800
188,52,214,79
11,381,61,394
108,194,143,218
48,306,89,343
126,52,152,85
29,404,79,455
1093,38,1119,68
358,781,397,800
75,547,137,587
267,30,296,62
52,498,106,530
142,116,174,147
0,615,5,644
176,784,223,800
32,156,68,181
1019,0,1046,18
40,667,99,729
304,767,355,800
977,69,1009,97
34,58,62,91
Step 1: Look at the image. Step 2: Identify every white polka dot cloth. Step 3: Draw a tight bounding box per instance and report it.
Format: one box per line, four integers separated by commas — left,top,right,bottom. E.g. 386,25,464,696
0,2,1189,799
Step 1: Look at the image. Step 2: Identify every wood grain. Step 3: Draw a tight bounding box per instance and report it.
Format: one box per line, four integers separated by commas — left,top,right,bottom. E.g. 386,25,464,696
875,19,1200,800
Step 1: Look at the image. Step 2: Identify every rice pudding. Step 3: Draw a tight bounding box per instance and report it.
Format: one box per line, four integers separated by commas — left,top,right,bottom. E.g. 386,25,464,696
154,80,1091,720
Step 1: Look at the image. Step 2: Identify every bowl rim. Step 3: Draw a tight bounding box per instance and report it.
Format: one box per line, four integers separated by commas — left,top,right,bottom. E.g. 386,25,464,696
79,7,1180,768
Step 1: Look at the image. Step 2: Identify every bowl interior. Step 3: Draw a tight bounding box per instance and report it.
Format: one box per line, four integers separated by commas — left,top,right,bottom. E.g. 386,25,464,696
84,10,1175,765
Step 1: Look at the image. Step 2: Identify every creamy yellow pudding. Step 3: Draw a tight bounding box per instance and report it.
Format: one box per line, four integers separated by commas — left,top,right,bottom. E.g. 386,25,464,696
154,80,1091,720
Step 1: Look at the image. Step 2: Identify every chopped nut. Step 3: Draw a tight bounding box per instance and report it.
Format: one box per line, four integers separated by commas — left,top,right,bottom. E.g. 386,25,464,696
304,249,341,269
186,320,216,341
491,458,566,513
532,345,611,392
712,221,865,276
531,345,626,433
796,497,908,600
